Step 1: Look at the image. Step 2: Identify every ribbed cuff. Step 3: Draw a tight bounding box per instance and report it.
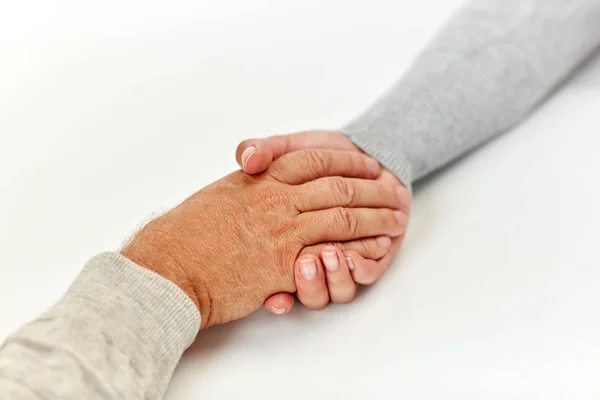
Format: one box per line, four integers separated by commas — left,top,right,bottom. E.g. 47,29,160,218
3,253,201,398
342,124,413,191
36,253,200,366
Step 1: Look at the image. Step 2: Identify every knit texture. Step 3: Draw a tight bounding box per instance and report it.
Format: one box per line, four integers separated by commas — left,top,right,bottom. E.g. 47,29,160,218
0,253,200,399
2,1,600,399
344,0,600,188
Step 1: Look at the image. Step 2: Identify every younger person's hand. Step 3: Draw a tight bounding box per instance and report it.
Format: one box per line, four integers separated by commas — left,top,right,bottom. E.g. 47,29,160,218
235,131,412,315
122,149,405,328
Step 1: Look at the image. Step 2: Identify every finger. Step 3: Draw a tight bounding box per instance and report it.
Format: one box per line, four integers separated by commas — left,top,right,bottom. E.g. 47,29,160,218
321,246,357,304
345,234,404,285
378,169,412,215
302,236,392,261
264,293,295,315
293,177,404,212
236,137,286,175
295,254,329,310
269,149,381,185
235,131,358,174
299,207,408,244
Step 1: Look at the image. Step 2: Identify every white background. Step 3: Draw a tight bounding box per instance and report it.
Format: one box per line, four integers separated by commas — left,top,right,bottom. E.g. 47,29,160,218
1,1,599,398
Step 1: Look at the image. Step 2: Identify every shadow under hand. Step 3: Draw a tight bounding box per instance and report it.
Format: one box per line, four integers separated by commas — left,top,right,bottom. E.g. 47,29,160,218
183,302,317,360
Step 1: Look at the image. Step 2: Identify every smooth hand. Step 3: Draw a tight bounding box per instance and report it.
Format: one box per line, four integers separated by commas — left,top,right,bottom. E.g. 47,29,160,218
235,131,412,314
122,149,405,328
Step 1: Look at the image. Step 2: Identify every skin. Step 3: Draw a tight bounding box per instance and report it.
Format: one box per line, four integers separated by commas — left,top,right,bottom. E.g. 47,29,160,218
121,148,407,328
234,131,412,315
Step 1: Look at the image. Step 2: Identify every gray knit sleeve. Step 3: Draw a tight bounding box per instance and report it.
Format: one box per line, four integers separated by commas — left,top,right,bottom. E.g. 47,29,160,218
0,253,201,400
344,0,600,187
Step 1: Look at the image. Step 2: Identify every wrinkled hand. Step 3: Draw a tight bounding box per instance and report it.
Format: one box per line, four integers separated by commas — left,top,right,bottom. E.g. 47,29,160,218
235,131,412,314
122,149,406,328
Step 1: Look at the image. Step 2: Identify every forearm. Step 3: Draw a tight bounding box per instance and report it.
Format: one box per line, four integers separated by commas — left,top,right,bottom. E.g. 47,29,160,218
0,253,200,400
344,0,600,186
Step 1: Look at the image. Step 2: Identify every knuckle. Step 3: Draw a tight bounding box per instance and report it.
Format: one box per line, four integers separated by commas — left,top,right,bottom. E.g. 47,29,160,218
344,239,370,258
347,153,361,175
269,218,295,238
295,216,321,244
249,189,299,239
356,239,372,258
257,186,288,210
336,207,359,236
266,162,285,180
307,149,329,176
332,178,355,206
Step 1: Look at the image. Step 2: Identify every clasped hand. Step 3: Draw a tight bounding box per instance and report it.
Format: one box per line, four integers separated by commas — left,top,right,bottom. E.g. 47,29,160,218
123,144,408,328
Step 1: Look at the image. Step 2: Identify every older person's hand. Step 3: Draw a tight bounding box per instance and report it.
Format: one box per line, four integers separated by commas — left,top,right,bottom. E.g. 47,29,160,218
235,131,412,314
121,149,406,328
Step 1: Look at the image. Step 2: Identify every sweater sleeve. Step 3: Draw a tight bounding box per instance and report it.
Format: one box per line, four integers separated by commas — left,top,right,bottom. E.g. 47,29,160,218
0,253,201,400
343,0,600,187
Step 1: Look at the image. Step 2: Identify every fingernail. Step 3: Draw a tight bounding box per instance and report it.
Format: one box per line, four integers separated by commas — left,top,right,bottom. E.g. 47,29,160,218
322,251,339,271
345,256,356,271
300,258,317,280
241,146,257,168
365,157,380,177
271,306,288,315
376,236,392,249
394,211,408,235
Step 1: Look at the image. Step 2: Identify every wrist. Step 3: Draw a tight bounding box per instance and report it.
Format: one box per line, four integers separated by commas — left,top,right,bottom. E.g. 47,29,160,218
121,229,202,313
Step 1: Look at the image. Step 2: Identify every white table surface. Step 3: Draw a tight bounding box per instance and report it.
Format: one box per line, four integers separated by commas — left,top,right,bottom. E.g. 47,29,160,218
1,1,600,398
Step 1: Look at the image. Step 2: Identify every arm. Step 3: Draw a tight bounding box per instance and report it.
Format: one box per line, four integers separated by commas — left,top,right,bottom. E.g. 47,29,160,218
344,0,600,187
0,150,402,399
0,254,200,400
236,0,600,313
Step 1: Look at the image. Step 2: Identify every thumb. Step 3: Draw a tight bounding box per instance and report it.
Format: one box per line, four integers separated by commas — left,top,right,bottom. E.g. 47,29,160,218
264,292,295,315
235,131,358,175
235,136,287,175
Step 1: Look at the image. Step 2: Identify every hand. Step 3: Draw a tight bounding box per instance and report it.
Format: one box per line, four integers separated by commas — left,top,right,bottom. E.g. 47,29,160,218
235,131,412,314
121,149,406,328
